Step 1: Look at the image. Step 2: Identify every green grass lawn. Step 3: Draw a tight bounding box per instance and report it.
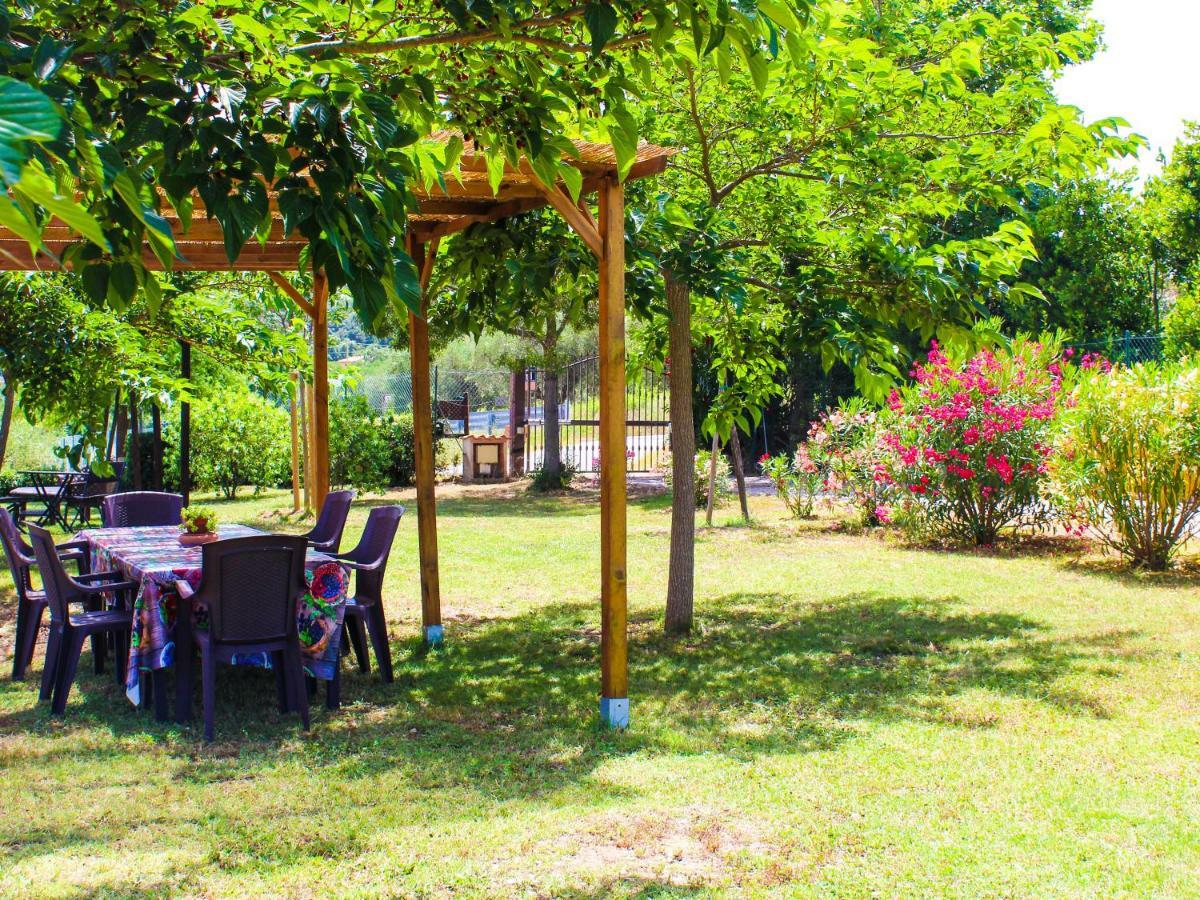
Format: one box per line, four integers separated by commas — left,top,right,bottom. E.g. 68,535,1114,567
2,486,1199,897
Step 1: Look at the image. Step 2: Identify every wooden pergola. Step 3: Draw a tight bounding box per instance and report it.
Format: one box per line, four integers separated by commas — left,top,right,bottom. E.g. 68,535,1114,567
0,137,673,728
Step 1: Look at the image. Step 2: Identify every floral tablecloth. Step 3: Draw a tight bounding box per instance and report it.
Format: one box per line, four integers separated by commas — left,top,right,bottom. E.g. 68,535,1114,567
78,525,349,705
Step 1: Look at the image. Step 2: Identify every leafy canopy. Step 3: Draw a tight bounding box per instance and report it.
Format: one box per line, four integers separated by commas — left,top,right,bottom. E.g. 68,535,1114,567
0,0,811,329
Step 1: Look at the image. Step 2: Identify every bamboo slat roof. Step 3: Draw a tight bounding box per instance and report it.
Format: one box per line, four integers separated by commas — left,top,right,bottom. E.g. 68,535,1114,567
0,138,673,272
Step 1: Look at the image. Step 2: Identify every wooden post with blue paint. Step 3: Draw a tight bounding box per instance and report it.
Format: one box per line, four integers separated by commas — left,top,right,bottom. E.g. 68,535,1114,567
407,233,444,647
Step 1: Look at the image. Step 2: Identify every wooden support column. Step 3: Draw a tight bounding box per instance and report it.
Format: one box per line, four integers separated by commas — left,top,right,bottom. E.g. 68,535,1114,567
290,372,301,512
407,233,444,646
179,342,191,506
597,176,629,729
311,273,331,511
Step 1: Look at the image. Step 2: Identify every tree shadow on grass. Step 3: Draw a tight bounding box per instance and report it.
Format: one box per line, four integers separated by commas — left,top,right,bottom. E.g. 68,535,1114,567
0,590,1145,884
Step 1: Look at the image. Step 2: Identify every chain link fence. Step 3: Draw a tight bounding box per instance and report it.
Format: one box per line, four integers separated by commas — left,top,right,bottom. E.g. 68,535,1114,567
1074,331,1165,365
344,369,512,434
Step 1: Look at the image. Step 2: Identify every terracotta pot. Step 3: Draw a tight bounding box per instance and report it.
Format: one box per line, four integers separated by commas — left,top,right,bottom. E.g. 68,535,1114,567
178,531,219,547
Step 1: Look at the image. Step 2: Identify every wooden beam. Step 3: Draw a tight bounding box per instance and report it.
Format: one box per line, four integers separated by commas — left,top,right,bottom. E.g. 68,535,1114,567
269,272,316,318
597,176,629,729
310,272,331,512
534,180,603,259
290,372,301,513
406,232,443,646
0,241,306,272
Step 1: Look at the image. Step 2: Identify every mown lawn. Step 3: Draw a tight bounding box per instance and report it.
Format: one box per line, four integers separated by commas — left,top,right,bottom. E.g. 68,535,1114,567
1,485,1199,897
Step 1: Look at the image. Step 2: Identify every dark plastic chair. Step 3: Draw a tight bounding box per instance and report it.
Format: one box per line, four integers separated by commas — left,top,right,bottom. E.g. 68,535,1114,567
101,491,185,528
337,505,405,686
28,526,136,714
304,490,355,553
176,535,312,741
0,508,89,679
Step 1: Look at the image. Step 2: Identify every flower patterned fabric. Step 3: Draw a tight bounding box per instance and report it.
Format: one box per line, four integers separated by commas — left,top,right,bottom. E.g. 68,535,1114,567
78,525,349,705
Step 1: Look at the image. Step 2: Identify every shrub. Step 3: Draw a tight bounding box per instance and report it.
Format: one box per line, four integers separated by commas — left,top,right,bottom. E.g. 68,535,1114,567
330,394,392,493
760,446,821,518
807,397,890,526
665,448,731,508
529,460,577,492
877,340,1063,545
189,391,290,499
1164,292,1200,360
384,413,417,487
1053,361,1200,570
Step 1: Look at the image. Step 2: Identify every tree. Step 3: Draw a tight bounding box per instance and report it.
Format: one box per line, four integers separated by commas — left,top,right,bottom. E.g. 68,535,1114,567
0,1,812,328
432,210,597,481
634,0,1138,633
994,176,1155,338
1145,122,1200,291
0,272,305,472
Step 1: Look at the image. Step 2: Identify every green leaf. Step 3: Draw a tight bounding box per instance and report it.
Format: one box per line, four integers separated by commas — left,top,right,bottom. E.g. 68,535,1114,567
15,166,109,249
584,2,619,57
0,77,62,144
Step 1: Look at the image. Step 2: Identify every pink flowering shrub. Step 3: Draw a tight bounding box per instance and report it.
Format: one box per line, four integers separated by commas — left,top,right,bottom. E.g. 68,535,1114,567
761,446,822,518
877,339,1064,545
807,397,891,526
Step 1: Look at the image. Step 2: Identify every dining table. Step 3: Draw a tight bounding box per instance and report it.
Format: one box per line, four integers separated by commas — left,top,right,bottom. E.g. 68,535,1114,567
75,524,350,721
13,470,81,530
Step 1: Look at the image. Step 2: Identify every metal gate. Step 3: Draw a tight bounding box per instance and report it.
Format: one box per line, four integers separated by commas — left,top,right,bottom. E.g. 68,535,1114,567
525,356,670,473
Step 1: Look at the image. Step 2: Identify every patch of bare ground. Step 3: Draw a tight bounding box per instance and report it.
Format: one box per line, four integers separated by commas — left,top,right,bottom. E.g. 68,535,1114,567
497,806,771,893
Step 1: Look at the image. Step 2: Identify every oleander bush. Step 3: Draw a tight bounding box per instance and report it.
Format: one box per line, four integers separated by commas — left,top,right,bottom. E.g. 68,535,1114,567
1053,361,1200,570
877,339,1064,546
664,448,732,509
760,445,822,519
807,397,890,527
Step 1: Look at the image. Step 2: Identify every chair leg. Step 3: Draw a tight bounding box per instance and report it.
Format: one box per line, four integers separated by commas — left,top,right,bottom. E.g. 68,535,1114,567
13,599,43,681
286,644,310,731
273,651,290,713
151,669,169,722
113,631,129,688
201,645,216,742
51,631,85,715
346,615,369,673
366,603,394,684
40,627,63,702
93,630,107,675
326,665,341,711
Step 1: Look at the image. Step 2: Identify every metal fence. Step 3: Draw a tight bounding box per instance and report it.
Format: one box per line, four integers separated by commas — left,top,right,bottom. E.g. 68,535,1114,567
346,369,512,433
1074,331,1164,365
525,356,670,473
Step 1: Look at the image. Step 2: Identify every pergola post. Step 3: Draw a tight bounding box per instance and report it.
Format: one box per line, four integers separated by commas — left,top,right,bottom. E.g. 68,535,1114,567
310,272,331,512
597,176,629,729
406,233,444,646
179,341,191,506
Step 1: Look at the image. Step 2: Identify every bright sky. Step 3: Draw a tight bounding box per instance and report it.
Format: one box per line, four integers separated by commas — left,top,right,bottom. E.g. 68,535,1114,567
1055,0,1200,179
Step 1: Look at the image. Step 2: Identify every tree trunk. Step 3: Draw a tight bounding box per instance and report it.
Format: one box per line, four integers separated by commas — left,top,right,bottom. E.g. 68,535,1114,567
129,394,143,490
729,425,750,520
0,374,14,471
150,403,163,490
542,326,562,479
664,271,696,634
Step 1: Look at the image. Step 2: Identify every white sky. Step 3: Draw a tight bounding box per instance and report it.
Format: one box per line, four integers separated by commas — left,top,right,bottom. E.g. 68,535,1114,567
1055,0,1200,179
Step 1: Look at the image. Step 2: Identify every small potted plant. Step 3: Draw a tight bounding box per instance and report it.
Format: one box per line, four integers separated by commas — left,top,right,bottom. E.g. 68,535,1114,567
179,506,220,547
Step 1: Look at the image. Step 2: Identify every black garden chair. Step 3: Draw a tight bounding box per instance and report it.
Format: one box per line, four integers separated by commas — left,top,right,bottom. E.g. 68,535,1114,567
175,535,312,741
336,505,405,688
303,489,355,553
0,508,90,680
101,491,185,528
28,526,136,714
